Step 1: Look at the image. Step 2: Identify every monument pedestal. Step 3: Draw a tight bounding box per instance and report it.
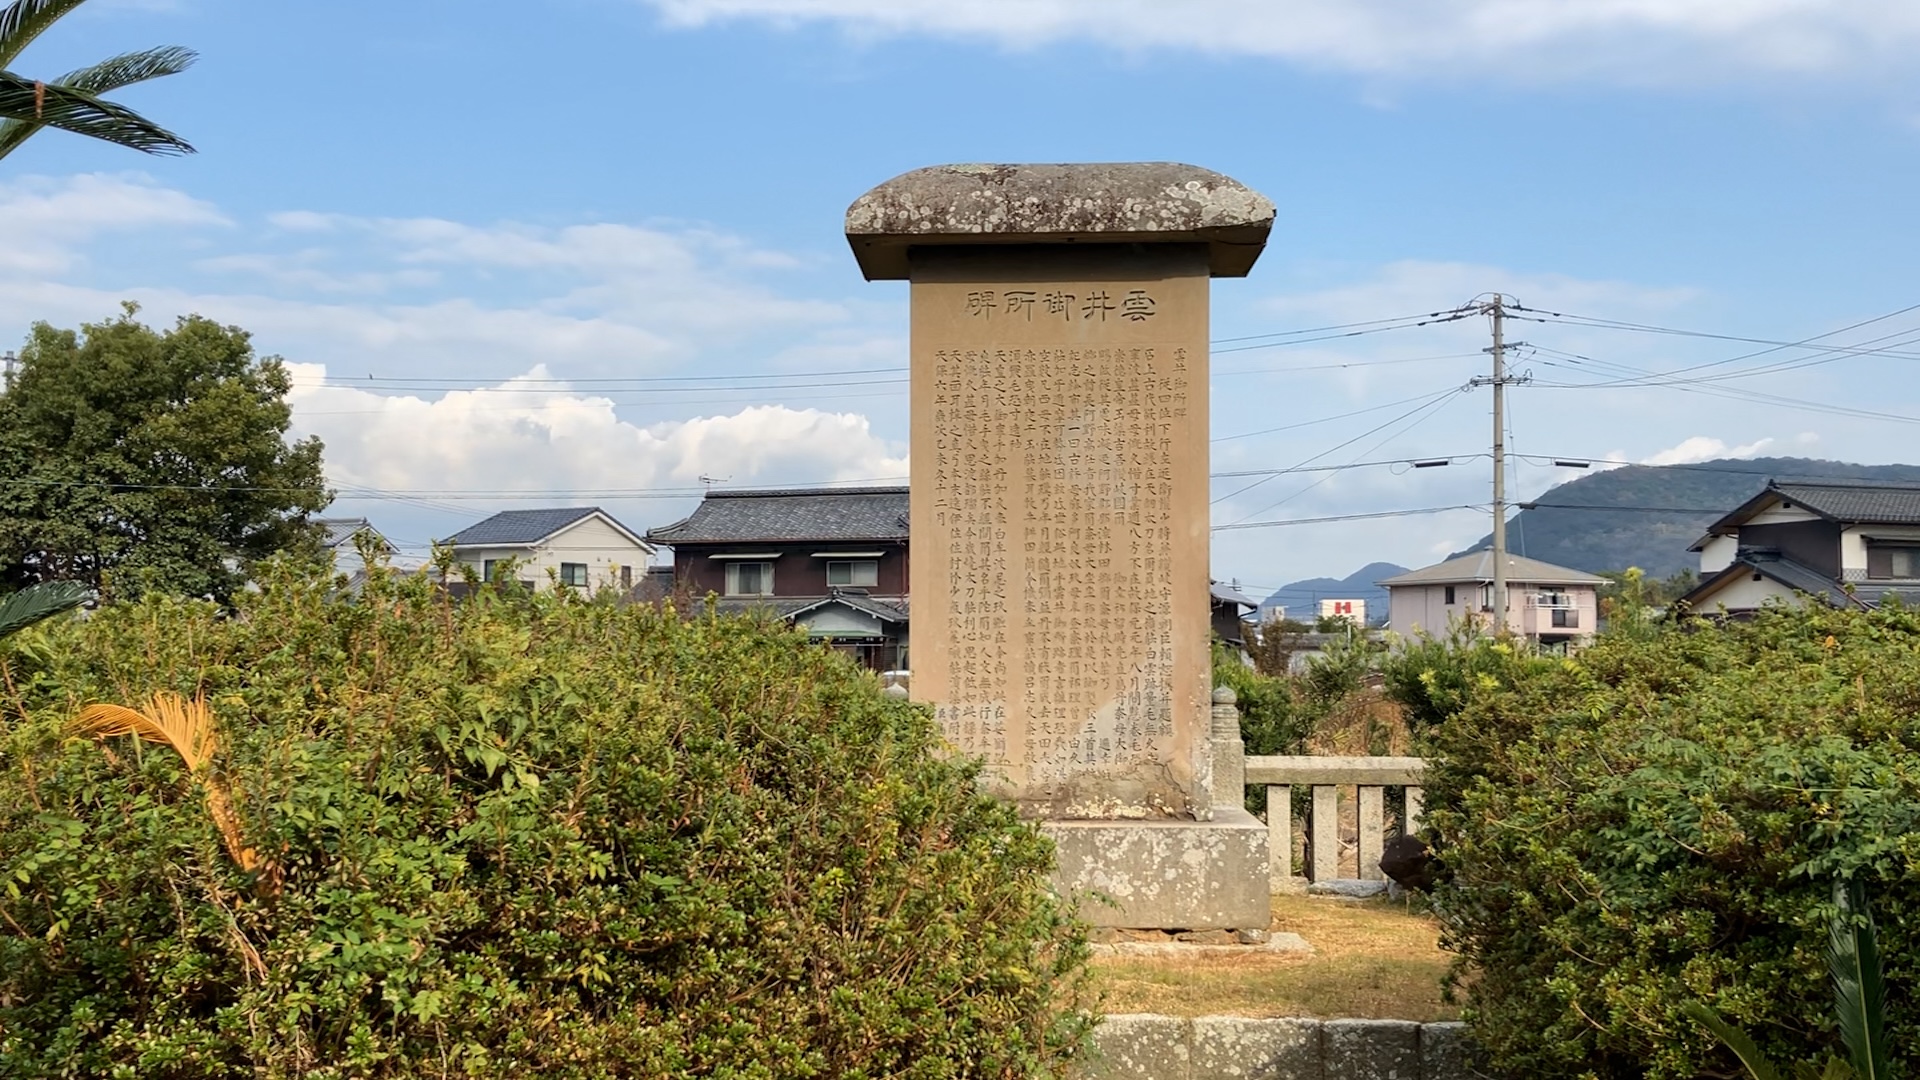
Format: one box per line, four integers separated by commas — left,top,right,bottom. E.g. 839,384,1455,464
1044,808,1271,930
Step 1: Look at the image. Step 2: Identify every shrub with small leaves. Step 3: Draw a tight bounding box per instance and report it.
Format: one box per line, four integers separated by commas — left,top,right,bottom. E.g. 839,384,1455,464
0,558,1092,1078
1421,602,1920,1079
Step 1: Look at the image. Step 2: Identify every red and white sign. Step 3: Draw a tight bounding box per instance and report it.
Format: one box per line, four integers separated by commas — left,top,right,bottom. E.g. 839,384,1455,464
1318,599,1366,623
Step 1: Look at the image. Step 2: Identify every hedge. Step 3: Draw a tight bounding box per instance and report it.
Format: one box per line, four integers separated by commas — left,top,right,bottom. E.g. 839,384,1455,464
1421,602,1920,1079
0,560,1092,1078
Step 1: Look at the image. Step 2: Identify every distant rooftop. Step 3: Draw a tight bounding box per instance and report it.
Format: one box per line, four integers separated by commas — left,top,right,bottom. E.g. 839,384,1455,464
647,486,910,545
1378,551,1606,588
1766,480,1920,525
316,517,392,552
1700,478,1920,539
443,507,648,549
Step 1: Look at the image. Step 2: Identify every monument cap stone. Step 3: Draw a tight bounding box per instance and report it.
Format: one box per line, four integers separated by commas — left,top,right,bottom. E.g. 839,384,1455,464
845,162,1275,281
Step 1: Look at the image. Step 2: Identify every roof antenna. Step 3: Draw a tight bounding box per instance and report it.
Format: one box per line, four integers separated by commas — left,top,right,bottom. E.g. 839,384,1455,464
699,474,730,491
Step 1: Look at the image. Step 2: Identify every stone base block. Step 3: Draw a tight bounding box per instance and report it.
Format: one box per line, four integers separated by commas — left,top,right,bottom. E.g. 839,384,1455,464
1044,807,1271,930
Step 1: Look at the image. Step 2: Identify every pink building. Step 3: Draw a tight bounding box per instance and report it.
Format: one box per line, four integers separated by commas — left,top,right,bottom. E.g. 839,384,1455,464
1379,552,1604,651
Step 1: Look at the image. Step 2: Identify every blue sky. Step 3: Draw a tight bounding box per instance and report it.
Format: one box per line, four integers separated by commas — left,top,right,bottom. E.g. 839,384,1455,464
12,0,1920,602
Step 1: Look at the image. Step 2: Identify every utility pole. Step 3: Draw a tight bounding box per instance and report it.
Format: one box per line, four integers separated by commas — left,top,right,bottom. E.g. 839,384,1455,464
0,352,15,393
1468,296,1528,636
1490,296,1507,635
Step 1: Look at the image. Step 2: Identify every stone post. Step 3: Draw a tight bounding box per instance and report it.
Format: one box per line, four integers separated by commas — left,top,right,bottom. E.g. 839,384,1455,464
1210,684,1247,810
845,163,1274,931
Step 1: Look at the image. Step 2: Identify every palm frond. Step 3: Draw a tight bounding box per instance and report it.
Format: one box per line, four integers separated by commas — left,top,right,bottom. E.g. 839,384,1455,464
72,692,260,873
1683,1001,1788,1080
0,579,88,639
0,0,85,70
0,70,192,156
1829,879,1890,1080
0,45,194,156
1793,1058,1858,1080
54,44,195,94
74,692,217,773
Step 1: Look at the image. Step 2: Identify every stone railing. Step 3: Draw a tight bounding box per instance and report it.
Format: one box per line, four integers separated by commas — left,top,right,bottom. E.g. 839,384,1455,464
1244,755,1427,888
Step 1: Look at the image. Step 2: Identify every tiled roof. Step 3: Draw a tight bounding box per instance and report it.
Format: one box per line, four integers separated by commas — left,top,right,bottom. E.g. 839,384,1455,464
647,487,910,544
1211,582,1259,609
1377,550,1606,588
713,592,909,623
317,517,391,552
443,507,645,548
1680,550,1867,611
1770,481,1920,525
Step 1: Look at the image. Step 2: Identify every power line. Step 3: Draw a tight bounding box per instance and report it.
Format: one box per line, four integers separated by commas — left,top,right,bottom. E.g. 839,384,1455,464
1210,387,1467,506
1210,385,1462,445
1516,453,1920,486
1225,389,1467,523
1523,348,1920,426
1210,452,1482,479
1211,504,1484,533
1211,310,1468,345
1508,301,1920,364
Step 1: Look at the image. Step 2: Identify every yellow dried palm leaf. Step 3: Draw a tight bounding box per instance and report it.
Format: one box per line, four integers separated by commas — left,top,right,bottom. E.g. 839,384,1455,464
74,692,218,773
72,692,259,874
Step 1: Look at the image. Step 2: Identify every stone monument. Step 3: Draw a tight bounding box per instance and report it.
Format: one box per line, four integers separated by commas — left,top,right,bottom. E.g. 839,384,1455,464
845,163,1274,931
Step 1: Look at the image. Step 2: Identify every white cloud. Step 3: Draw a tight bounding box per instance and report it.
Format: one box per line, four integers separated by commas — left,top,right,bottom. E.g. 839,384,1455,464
0,173,226,275
1639,434,1775,465
285,363,909,538
640,0,1920,87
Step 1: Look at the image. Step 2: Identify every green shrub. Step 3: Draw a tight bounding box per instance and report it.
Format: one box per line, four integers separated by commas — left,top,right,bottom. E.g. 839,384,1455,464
1421,603,1920,1079
0,560,1092,1078
1212,645,1311,816
1379,623,1556,733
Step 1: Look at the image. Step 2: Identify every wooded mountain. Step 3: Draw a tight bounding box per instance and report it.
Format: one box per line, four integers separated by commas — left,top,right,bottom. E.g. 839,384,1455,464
1451,456,1920,578
1258,560,1407,619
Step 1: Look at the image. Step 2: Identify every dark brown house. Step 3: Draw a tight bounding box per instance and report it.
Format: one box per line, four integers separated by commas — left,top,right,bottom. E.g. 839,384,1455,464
646,486,910,671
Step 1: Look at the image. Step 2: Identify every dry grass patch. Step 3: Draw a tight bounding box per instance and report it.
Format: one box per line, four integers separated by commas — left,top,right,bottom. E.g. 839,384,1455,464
1090,894,1457,1021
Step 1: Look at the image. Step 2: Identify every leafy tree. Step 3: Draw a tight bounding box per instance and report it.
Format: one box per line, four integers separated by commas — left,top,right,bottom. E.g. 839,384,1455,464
0,306,330,601
0,561,1093,1077
0,0,195,161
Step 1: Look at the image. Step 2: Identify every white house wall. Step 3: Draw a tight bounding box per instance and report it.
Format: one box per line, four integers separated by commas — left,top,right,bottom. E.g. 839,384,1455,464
1692,571,1800,612
1842,524,1920,577
1749,504,1821,525
1697,534,1738,574
460,515,650,592
1388,581,1599,642
795,606,886,637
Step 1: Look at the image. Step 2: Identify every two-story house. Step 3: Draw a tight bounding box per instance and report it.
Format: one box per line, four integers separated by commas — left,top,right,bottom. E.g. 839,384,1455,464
1679,480,1920,615
442,507,654,592
1379,551,1604,650
645,486,910,671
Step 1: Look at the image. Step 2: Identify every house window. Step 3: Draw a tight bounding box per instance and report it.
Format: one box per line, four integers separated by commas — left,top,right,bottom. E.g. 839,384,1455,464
482,559,500,581
1867,545,1920,580
1443,585,1456,605
1551,608,1579,629
559,562,589,587
726,561,774,596
826,560,878,588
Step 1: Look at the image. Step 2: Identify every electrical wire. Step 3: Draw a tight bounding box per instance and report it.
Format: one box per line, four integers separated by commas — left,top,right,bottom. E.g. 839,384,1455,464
1218,388,1468,520
1211,386,1462,444
1211,504,1485,532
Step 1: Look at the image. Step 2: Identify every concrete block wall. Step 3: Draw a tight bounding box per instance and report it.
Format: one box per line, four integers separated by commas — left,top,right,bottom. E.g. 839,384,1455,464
1081,1015,1475,1080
